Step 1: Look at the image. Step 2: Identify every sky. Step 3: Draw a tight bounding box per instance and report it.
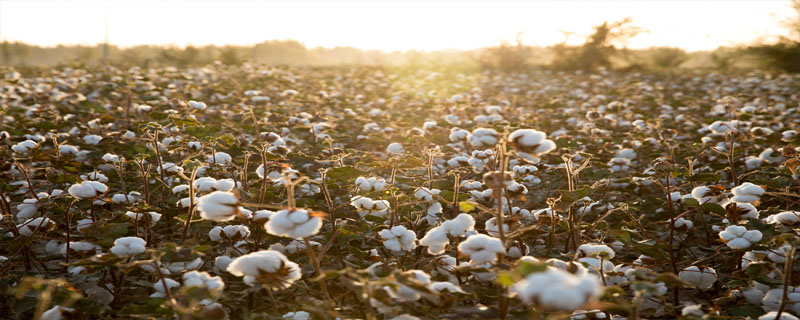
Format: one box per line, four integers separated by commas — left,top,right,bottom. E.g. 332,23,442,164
0,0,795,52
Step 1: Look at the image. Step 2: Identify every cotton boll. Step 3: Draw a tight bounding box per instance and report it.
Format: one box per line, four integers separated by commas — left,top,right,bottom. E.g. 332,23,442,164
226,250,301,288
17,217,55,236
151,278,180,298
508,129,556,155
188,100,207,110
577,243,615,259
67,181,108,198
355,176,387,192
458,234,504,264
183,270,225,294
731,182,765,203
214,256,233,274
265,208,323,239
110,236,146,256
282,311,310,320
197,191,240,222
386,143,405,154
40,306,74,320
208,152,233,166
208,225,251,241
759,311,800,320
679,266,717,290
379,225,417,253
467,128,498,148
719,225,762,249
12,140,39,153
765,211,800,227
510,266,603,311
125,211,161,226
485,217,509,238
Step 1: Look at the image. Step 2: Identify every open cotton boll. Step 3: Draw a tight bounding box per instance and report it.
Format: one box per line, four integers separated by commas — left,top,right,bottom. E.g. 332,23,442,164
125,211,161,226
182,270,225,294
762,286,800,313
577,243,616,259
151,278,180,298
765,211,800,227
60,241,101,256
379,225,417,253
197,191,240,222
458,234,504,265
508,129,556,155
110,236,146,256
467,128,499,148
731,182,765,203
691,185,729,206
188,100,207,110
386,143,404,154
510,266,603,311
40,306,74,320
207,152,233,166
414,187,441,201
11,139,39,153
226,250,301,288
282,311,311,320
485,217,509,238
68,181,108,198
719,225,762,249
17,217,55,236
759,311,800,320
208,225,251,241
15,199,38,223
679,266,717,290
355,176,387,192
265,208,323,239
83,134,102,145
726,202,759,221
59,145,80,155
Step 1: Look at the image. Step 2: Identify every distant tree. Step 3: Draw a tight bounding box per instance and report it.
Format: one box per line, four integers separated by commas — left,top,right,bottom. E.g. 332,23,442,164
649,47,689,71
218,46,243,66
476,32,534,73
746,0,800,72
550,18,643,71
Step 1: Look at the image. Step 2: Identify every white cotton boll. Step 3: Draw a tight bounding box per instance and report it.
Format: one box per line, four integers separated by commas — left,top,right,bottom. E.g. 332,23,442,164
214,255,233,274
577,243,615,259
15,199,38,223
188,100,207,110
209,225,250,241
158,162,184,174
75,218,94,233
468,128,499,148
172,184,190,193
762,287,800,313
760,148,787,163
67,181,108,198
673,217,694,229
379,225,417,253
449,128,469,142
60,241,100,256
430,281,465,293
766,211,800,227
355,176,387,192
12,140,39,153
691,185,728,205
425,201,443,224
414,187,440,201
183,270,225,294
59,145,79,155
709,120,733,134
83,134,102,145
197,191,239,222
458,234,504,264
151,278,180,298
728,202,759,221
510,266,603,311
508,129,557,155
386,143,405,154
282,311,310,320
679,266,717,290
760,311,800,320
110,236,146,256
208,152,233,166
265,208,323,239
226,250,301,288
40,306,73,320
485,217,509,238
578,257,615,275
17,217,55,236
731,182,765,203
719,225,762,249
80,172,108,183
100,153,120,163
125,211,161,226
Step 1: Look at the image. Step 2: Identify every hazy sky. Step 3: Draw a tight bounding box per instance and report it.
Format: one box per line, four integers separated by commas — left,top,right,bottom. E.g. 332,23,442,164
0,0,794,51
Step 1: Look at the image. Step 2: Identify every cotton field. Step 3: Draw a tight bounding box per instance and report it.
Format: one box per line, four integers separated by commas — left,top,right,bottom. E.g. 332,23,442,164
3,65,800,320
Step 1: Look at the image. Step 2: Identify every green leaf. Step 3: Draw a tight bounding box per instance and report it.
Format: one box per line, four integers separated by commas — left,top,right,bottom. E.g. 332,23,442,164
701,202,726,215
688,173,722,182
